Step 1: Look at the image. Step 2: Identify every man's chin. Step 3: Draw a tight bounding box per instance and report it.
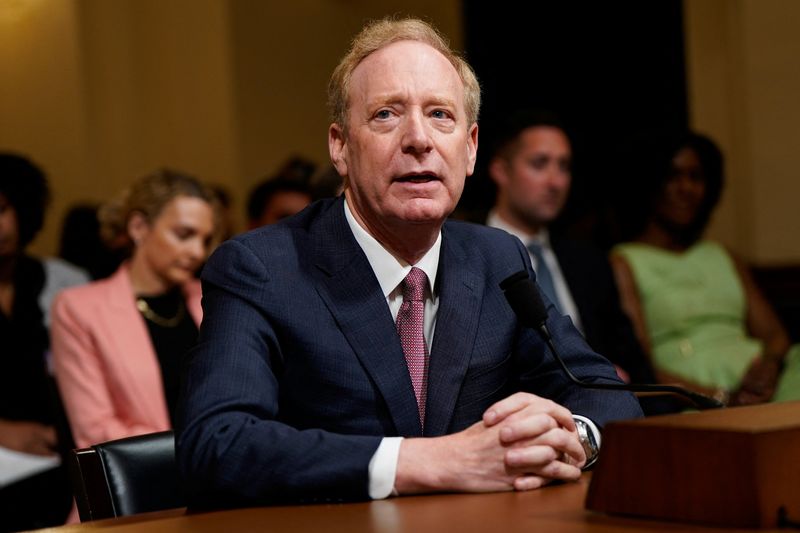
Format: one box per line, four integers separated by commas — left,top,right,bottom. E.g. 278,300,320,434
396,203,451,225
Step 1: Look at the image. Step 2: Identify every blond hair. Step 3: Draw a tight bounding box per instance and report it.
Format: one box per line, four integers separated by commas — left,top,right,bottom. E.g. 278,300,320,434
327,17,481,131
99,168,220,248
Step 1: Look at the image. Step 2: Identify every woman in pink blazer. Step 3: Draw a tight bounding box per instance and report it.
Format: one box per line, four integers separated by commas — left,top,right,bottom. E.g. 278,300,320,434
51,169,218,448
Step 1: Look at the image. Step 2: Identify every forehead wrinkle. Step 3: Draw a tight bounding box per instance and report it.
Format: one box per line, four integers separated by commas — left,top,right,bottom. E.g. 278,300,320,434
347,40,466,118
366,91,458,109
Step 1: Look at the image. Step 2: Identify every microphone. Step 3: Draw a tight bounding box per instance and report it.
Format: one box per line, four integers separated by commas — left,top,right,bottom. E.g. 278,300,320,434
500,270,724,410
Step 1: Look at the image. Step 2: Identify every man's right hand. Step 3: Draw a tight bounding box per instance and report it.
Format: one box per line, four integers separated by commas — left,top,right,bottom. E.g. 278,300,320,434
394,393,585,494
0,419,58,456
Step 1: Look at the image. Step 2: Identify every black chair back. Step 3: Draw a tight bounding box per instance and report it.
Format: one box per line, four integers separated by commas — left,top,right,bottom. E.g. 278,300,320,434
70,430,185,521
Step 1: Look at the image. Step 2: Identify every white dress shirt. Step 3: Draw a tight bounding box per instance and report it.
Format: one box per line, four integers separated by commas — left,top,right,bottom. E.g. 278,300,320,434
344,199,440,499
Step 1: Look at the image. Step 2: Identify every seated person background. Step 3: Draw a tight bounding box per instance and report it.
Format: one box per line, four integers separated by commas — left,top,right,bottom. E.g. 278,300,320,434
0,153,89,530
51,169,219,449
58,203,126,280
246,157,314,229
208,185,236,243
486,109,655,387
611,132,800,406
177,18,642,509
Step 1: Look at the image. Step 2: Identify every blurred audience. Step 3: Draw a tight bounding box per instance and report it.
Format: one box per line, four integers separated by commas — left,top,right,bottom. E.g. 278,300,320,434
51,169,219,450
0,153,88,530
486,110,655,387
246,157,314,229
309,165,344,201
59,204,126,280
208,185,236,242
611,132,800,406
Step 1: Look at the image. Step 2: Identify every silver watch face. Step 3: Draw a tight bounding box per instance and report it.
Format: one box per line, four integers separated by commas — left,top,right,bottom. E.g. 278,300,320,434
576,420,598,465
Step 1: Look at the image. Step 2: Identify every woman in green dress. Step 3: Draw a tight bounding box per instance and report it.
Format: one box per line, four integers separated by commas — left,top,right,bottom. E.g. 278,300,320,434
611,132,800,407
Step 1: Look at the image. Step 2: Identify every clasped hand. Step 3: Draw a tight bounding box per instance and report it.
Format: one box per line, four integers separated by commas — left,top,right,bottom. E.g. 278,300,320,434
396,392,586,494
476,392,585,491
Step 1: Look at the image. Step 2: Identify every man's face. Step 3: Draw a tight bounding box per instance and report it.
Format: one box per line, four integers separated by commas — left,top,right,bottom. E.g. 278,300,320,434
329,40,478,236
492,126,572,231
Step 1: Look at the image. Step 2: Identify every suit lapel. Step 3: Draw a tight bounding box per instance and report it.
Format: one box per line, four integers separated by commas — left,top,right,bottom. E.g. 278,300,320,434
310,199,422,437
424,225,483,436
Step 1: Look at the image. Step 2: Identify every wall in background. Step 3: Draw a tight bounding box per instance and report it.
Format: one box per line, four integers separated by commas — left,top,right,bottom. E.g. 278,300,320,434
0,0,461,256
461,1,688,248
685,0,800,264
1,0,798,264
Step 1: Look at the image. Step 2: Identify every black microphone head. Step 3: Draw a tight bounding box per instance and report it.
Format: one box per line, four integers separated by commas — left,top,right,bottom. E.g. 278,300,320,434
500,270,548,330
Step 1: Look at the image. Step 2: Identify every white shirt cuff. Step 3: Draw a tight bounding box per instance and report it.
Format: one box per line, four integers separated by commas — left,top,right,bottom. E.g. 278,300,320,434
368,436,403,499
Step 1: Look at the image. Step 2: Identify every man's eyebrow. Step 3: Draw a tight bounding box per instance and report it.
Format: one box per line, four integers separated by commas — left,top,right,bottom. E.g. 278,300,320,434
426,96,457,108
366,92,405,107
365,93,458,109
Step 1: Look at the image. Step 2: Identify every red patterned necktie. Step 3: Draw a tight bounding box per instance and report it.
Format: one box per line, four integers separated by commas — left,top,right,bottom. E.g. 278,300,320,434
396,267,428,427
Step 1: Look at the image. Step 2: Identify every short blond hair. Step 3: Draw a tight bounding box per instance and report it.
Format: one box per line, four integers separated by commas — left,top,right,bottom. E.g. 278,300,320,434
327,17,481,131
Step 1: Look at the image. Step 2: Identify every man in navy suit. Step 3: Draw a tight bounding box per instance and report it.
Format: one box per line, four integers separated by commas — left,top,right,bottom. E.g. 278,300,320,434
177,18,642,507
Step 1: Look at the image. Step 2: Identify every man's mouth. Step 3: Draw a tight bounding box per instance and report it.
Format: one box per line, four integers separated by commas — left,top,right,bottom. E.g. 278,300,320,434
395,172,439,184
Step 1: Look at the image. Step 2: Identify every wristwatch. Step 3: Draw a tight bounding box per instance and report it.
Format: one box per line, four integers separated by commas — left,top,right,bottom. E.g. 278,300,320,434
574,418,599,469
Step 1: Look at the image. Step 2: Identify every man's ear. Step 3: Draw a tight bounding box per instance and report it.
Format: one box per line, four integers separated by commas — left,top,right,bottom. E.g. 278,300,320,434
328,123,348,178
127,211,150,247
488,156,510,187
465,122,479,176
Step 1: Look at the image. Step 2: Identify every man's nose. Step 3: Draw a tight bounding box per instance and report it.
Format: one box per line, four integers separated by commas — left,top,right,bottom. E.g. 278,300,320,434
545,167,570,191
401,111,433,155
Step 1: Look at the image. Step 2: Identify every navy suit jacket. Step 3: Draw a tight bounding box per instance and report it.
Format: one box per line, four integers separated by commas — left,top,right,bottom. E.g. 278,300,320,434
176,197,642,506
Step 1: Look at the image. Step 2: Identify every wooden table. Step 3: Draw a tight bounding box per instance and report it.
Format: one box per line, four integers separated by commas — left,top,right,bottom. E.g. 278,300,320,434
32,474,781,532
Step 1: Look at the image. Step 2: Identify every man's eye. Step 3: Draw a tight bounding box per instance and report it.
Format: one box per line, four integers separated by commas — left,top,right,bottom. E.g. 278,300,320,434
530,157,549,170
375,110,392,119
431,110,450,119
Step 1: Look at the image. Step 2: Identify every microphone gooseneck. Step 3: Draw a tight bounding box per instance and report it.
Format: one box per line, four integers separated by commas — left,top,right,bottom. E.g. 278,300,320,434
500,270,724,411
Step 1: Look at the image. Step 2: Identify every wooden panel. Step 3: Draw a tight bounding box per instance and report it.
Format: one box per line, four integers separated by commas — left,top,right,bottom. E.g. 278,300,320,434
586,401,800,528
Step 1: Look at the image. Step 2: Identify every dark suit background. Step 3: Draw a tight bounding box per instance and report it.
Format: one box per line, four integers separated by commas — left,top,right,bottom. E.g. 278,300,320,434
551,236,655,384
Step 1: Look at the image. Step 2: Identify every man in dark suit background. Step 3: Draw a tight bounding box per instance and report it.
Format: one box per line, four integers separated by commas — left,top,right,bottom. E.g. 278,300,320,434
177,19,642,508
487,110,655,385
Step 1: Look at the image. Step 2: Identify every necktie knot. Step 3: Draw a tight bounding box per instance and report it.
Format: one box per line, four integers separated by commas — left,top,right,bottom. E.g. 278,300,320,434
527,241,544,258
401,267,427,302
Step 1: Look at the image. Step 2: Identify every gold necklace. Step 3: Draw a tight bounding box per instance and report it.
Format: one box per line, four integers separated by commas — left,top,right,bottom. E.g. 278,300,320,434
136,297,185,328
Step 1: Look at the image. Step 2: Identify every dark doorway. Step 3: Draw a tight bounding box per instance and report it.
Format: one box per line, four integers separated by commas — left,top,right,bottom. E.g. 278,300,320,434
461,1,688,248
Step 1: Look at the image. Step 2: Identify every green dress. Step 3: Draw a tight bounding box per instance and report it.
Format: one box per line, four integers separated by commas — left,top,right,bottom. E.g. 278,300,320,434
614,240,800,401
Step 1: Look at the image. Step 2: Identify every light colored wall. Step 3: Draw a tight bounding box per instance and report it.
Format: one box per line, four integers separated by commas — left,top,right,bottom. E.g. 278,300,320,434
685,0,800,265
0,0,90,256
0,0,462,256
7,1,797,263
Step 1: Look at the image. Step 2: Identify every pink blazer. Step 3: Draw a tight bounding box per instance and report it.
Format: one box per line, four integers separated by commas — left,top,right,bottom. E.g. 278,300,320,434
51,264,202,448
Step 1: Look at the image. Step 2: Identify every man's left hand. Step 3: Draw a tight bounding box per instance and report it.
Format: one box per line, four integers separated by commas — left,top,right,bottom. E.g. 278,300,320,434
483,392,586,490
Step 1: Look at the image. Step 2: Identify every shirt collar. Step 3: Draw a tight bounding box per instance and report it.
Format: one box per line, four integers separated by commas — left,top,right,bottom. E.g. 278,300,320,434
344,198,440,298
486,209,551,248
